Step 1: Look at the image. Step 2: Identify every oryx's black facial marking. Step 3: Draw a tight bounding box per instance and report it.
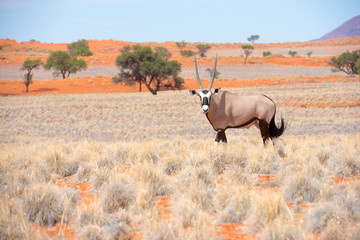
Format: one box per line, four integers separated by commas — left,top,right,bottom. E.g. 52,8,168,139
202,96,209,106
199,90,212,114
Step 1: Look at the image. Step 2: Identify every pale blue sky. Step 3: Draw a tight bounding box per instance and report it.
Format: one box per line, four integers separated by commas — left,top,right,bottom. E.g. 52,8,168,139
0,0,359,43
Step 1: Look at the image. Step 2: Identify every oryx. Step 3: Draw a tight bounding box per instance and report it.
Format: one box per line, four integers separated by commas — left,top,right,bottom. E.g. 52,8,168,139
189,55,285,146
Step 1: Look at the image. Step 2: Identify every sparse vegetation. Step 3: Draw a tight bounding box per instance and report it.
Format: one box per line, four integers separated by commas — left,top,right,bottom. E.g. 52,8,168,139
154,46,171,61
329,50,360,75
196,44,211,57
119,45,131,53
67,39,93,56
180,49,195,57
248,34,260,43
0,77,359,239
263,51,272,57
112,45,182,95
1,37,360,240
176,40,187,49
0,133,359,239
21,58,43,92
206,67,221,79
242,44,254,64
288,50,297,57
44,51,87,79
307,51,313,57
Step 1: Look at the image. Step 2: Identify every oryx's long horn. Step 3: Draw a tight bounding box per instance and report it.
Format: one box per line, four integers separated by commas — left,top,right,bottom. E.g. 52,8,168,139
194,55,203,90
208,54,217,90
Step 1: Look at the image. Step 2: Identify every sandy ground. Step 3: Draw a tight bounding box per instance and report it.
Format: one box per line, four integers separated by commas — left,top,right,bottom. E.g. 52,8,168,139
1,79,359,144
207,44,360,57
0,64,345,81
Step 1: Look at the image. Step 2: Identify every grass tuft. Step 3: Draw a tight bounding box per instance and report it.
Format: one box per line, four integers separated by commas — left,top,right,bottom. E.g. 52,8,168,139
246,192,292,233
130,162,170,196
101,175,135,213
282,172,324,203
217,185,252,223
0,195,32,239
77,201,108,227
23,184,78,226
306,202,347,234
77,225,102,240
260,218,308,240
42,144,80,177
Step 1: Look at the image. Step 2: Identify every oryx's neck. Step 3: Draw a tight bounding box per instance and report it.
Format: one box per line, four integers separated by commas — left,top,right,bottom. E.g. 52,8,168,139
204,93,222,131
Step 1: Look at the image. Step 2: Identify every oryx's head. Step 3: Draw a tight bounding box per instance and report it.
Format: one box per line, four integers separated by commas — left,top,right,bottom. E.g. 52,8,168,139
189,55,220,114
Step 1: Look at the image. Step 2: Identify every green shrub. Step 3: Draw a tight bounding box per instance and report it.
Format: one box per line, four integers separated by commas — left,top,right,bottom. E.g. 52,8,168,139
180,50,195,57
263,51,272,57
67,39,93,56
288,50,297,57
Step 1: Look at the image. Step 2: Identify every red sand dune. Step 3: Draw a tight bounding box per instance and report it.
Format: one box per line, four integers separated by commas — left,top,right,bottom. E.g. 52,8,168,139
1,37,360,67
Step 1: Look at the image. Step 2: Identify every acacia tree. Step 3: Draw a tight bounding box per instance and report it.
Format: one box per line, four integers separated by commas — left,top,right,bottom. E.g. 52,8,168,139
21,58,43,92
196,44,211,57
44,51,87,79
67,39,93,56
112,45,183,95
329,50,360,75
247,35,260,43
206,67,221,79
242,44,254,64
154,47,171,61
176,40,187,49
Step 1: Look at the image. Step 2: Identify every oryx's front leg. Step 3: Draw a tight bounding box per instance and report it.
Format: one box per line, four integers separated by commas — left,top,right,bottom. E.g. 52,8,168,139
215,129,227,144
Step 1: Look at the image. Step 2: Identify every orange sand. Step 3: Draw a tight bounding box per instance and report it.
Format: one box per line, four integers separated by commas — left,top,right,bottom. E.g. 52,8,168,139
1,37,360,67
332,176,360,184
156,196,172,220
1,75,357,103
217,223,256,240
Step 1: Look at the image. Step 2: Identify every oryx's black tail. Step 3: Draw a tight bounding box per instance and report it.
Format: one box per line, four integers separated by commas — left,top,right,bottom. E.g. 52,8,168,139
269,113,285,139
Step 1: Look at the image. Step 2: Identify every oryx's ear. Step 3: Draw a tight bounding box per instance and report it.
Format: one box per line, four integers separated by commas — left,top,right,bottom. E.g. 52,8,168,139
214,87,221,94
189,89,197,96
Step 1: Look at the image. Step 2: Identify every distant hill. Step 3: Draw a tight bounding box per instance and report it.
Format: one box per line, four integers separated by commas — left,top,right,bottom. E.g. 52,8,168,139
312,15,360,41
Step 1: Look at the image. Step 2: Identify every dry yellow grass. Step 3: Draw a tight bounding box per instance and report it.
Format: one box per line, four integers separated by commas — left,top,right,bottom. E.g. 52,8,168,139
0,80,359,239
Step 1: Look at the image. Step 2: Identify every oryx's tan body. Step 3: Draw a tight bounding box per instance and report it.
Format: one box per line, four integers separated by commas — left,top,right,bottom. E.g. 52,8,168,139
206,92,276,131
190,55,285,145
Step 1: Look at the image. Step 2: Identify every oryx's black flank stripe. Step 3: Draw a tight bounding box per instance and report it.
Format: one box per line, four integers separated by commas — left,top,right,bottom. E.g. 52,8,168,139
227,117,258,129
205,113,259,132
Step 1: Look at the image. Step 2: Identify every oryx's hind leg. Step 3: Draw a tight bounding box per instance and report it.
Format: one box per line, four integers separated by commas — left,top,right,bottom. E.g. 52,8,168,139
270,137,278,146
215,129,227,144
259,120,270,147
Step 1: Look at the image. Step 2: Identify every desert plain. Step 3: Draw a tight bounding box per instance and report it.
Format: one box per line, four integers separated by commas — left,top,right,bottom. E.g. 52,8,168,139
0,37,360,239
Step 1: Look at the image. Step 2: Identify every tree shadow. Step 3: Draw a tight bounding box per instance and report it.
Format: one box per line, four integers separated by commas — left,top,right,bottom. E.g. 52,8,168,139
32,88,58,93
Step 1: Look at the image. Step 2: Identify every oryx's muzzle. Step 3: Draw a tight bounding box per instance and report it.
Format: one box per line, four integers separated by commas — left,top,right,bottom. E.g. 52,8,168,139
199,90,211,113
